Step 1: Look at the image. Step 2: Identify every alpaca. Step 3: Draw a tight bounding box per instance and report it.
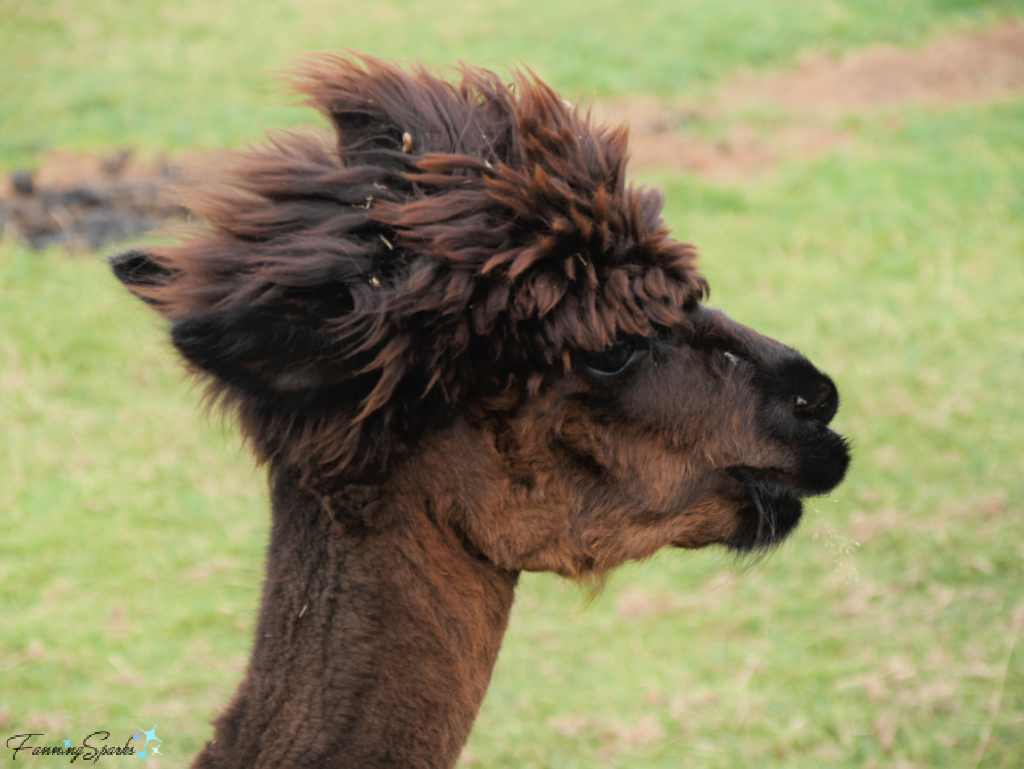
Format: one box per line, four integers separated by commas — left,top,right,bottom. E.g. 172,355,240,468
111,54,849,769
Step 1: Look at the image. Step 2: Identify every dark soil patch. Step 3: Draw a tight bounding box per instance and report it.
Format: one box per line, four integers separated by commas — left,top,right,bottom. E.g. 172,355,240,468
0,150,196,251
3,22,1022,251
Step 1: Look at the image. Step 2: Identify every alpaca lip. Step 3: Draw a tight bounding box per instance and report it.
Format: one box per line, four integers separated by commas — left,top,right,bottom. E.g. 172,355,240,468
726,469,806,552
726,424,849,552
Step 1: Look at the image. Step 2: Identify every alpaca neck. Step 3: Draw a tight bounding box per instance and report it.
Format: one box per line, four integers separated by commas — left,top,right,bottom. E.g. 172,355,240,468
192,466,519,769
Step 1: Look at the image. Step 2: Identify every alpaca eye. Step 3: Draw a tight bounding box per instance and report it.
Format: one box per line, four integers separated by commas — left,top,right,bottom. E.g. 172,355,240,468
575,337,647,376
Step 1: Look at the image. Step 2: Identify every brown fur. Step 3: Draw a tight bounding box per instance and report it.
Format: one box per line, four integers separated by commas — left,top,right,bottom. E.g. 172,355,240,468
125,55,705,478
111,54,849,768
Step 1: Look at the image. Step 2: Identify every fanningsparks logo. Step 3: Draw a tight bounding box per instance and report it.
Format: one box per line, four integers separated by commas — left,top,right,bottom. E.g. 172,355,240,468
6,725,163,763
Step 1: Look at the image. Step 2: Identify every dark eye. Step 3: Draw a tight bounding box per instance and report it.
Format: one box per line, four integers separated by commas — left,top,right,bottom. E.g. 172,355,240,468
575,336,649,377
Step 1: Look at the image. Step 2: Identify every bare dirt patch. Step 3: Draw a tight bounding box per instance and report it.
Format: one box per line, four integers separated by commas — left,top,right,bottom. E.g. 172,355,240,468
714,20,1024,117
596,20,1024,180
2,22,1022,251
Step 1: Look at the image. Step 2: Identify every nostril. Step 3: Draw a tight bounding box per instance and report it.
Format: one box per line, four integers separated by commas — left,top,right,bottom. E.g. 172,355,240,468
792,380,837,423
763,356,841,429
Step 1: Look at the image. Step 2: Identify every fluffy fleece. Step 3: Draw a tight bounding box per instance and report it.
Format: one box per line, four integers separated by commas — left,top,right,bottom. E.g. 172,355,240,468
115,54,707,477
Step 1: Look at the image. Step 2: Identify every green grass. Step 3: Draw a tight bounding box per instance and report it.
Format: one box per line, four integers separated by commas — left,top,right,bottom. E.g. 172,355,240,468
469,101,1024,769
2,0,1023,167
2,2,1024,767
0,249,267,759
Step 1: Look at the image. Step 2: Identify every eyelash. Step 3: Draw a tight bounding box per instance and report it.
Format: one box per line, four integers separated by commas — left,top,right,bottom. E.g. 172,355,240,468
574,336,651,377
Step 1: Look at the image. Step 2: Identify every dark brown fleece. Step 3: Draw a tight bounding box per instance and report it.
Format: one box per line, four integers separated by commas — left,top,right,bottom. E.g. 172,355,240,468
119,54,705,478
192,468,516,769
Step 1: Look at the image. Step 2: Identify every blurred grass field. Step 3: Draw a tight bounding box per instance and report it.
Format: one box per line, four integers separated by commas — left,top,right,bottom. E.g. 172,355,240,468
2,1,1023,767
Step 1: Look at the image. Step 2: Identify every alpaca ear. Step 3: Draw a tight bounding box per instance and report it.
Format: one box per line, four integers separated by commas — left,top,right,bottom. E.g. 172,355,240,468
171,310,355,396
112,249,359,396
110,249,173,309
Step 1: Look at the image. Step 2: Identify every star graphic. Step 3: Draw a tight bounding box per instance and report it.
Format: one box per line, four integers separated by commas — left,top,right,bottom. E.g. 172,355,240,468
136,747,148,762
63,738,72,748
133,732,142,742
151,746,161,755
142,724,161,747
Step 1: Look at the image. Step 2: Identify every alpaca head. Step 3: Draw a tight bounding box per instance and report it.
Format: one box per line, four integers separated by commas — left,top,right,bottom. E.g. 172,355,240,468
112,55,849,578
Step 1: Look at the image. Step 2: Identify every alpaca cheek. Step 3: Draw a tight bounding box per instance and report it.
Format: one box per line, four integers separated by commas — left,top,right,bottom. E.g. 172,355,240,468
625,358,799,478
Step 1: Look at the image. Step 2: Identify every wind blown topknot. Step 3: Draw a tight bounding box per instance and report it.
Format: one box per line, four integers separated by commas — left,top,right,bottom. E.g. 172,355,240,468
121,54,708,476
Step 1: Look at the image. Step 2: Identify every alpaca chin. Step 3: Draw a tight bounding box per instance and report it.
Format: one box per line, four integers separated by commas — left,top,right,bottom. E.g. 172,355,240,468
728,476,806,552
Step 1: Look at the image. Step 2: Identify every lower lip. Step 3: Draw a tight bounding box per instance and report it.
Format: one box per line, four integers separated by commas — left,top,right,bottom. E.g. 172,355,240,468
728,477,805,552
